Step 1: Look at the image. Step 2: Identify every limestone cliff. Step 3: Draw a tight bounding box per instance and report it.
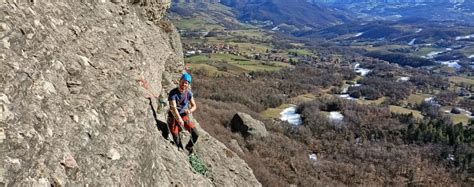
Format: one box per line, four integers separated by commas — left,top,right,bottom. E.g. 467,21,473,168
0,1,260,186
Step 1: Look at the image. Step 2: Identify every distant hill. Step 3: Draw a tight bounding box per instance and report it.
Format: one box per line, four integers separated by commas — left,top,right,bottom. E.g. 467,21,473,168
298,19,473,44
219,0,352,33
307,0,466,3
306,0,474,23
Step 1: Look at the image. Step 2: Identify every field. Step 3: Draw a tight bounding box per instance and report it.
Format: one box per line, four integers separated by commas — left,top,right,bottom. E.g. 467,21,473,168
440,106,472,125
288,48,312,56
449,76,474,86
389,105,424,119
261,93,317,119
450,113,471,125
174,17,224,31
260,104,293,119
186,54,292,74
356,97,386,105
406,93,433,105
413,46,443,56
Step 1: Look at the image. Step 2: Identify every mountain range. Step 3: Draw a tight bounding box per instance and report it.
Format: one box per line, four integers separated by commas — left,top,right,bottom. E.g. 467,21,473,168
219,0,351,32
308,0,474,23
307,0,466,3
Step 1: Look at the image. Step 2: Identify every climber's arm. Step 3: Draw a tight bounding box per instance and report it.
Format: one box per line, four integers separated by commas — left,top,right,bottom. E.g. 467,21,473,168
187,96,197,114
169,99,184,124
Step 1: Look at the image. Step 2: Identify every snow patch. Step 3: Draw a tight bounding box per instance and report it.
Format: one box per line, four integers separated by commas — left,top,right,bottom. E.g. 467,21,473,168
280,106,302,126
468,55,474,59
355,64,372,76
341,86,348,94
271,26,280,31
437,60,462,69
415,28,423,33
457,108,473,118
328,111,344,123
456,34,474,41
338,94,357,100
424,97,440,106
397,76,410,82
423,51,444,59
447,154,455,161
408,38,416,45
354,32,364,37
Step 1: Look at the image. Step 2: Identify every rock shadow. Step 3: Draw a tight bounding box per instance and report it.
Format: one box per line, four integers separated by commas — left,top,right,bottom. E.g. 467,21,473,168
148,98,169,140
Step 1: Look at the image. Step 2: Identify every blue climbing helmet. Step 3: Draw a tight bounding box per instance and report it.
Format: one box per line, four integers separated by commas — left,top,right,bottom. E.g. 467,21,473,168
181,72,192,84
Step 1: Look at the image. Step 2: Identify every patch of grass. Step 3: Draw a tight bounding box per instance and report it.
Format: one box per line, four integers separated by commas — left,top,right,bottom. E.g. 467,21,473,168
389,105,424,119
185,55,211,64
354,75,364,82
450,114,471,125
406,93,433,105
440,106,472,125
174,17,224,31
186,63,228,76
449,76,474,86
356,97,386,105
186,53,291,74
189,153,212,177
460,46,474,56
261,93,316,119
288,48,312,56
289,93,317,103
261,104,293,119
231,29,268,39
320,86,335,94
413,46,442,56
290,43,305,47
232,60,290,72
228,42,271,53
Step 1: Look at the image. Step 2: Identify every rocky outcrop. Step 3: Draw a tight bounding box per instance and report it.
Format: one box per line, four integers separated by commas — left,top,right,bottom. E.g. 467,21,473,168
230,112,268,138
0,1,259,186
193,124,260,186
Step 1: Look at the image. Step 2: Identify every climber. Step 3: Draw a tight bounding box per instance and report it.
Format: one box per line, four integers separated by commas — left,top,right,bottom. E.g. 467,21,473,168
167,72,199,154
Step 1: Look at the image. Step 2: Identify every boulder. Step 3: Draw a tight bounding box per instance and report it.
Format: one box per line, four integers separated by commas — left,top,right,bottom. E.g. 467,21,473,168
451,107,461,114
230,112,268,138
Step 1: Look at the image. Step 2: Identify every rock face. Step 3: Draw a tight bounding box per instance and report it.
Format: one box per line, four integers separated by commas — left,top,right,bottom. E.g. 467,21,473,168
192,123,260,186
0,1,260,186
230,112,268,138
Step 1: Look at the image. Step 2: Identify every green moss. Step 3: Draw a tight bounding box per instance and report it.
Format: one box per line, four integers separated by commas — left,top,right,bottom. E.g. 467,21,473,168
189,153,211,177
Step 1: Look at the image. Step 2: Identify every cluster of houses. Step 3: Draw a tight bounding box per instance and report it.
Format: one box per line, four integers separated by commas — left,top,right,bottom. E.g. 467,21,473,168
183,43,240,56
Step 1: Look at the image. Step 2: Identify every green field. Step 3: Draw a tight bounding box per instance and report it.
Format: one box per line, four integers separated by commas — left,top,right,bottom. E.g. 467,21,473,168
186,53,292,74
449,76,474,86
356,97,386,105
406,93,433,105
289,93,317,103
413,46,442,56
288,48,312,56
174,17,224,31
450,113,471,125
187,63,230,76
460,45,474,56
227,42,271,53
440,106,472,125
389,105,424,119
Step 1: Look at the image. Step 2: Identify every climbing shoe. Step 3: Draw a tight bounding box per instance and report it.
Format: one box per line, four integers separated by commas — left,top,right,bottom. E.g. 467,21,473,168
185,145,194,154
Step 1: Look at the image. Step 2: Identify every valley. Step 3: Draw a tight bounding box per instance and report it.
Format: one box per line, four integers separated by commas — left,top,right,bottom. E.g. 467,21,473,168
169,0,473,185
